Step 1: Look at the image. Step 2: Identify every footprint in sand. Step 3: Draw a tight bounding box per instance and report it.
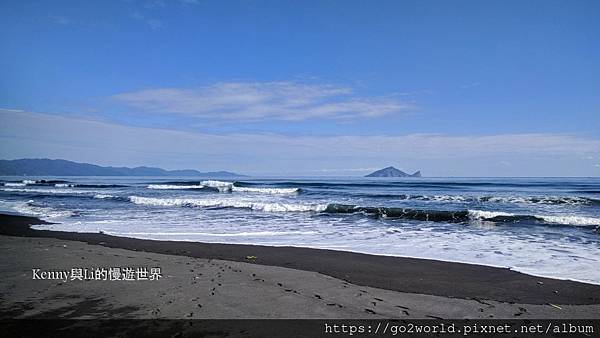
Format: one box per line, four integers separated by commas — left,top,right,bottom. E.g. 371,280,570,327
426,315,443,319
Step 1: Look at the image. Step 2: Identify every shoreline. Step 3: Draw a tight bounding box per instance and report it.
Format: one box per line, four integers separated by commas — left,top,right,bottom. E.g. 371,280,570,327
2,213,600,306
88,234,600,287
4,235,599,320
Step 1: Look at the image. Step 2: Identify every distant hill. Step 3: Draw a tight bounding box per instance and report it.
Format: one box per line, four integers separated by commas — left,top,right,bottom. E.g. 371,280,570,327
365,166,421,178
0,159,245,177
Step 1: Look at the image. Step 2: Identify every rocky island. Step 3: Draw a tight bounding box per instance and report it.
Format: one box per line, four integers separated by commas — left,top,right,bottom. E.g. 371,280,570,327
365,166,421,177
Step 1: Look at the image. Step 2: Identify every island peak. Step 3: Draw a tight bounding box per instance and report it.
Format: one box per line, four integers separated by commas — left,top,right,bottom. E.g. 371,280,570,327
365,166,421,178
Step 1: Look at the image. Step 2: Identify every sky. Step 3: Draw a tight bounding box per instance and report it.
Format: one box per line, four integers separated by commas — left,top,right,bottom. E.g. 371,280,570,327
0,0,599,176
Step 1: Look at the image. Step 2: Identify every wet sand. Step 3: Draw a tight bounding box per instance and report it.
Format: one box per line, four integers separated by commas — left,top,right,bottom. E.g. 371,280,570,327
1,213,599,319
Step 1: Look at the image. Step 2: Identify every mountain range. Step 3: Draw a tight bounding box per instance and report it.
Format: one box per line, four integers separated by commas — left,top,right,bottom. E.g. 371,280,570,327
0,159,245,177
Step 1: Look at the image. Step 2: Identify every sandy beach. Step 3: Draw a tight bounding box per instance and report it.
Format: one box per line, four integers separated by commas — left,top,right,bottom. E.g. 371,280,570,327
1,213,599,320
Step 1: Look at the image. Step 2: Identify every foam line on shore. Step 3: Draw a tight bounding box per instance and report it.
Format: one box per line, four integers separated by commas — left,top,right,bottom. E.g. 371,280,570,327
2,213,600,305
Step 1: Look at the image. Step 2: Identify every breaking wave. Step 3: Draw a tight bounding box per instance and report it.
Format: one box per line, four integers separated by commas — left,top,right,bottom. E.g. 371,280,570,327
55,183,75,187
232,186,300,194
201,180,300,194
94,194,115,199
323,204,469,222
354,193,598,206
1,180,126,189
2,182,27,187
147,184,206,190
467,210,600,227
128,196,325,212
476,195,597,206
55,183,126,188
2,200,76,219
2,179,70,187
1,187,95,195
124,196,600,229
323,204,600,228
142,180,299,194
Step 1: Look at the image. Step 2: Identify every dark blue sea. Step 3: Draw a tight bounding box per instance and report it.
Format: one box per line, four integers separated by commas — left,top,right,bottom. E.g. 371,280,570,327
1,176,599,283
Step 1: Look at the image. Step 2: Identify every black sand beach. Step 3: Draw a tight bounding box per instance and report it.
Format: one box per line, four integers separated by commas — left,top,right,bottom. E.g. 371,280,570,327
1,213,600,312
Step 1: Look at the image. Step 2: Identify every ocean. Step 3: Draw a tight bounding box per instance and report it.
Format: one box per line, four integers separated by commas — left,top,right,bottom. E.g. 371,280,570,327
1,176,599,284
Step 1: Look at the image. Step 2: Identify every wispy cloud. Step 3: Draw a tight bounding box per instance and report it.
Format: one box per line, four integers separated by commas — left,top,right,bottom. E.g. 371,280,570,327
2,109,599,176
111,82,415,121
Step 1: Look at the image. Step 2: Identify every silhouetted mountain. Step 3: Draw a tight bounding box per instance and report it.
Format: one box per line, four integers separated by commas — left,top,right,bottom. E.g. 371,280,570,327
0,159,245,177
365,166,421,177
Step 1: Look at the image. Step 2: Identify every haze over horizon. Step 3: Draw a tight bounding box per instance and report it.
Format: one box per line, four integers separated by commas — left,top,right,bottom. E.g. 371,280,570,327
1,1,599,176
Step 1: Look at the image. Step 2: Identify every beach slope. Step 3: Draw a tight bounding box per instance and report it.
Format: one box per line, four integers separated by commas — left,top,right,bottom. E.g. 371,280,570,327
1,214,599,319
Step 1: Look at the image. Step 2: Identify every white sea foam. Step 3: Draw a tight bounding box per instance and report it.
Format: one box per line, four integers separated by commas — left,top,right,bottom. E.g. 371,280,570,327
232,186,300,194
147,184,205,190
9,200,75,219
536,215,600,227
479,195,591,205
116,231,318,237
3,181,76,188
128,196,326,212
3,180,40,186
413,194,592,205
1,187,89,194
94,194,115,199
468,210,514,220
3,182,27,187
468,209,600,227
200,180,299,194
421,195,469,202
201,180,234,192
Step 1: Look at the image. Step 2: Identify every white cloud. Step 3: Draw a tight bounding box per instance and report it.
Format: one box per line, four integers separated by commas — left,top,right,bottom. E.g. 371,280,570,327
111,82,415,121
1,109,599,176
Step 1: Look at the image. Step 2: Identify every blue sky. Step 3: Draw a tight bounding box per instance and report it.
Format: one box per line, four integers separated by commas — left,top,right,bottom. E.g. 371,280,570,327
1,0,599,176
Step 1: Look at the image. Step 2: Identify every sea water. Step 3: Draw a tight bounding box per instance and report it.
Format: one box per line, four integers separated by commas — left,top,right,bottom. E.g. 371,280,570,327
1,176,599,284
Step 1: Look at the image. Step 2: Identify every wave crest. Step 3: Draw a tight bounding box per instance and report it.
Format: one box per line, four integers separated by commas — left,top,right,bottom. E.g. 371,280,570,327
128,196,325,212
322,204,600,228
147,184,205,190
467,210,600,227
200,180,299,194
5,200,76,219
